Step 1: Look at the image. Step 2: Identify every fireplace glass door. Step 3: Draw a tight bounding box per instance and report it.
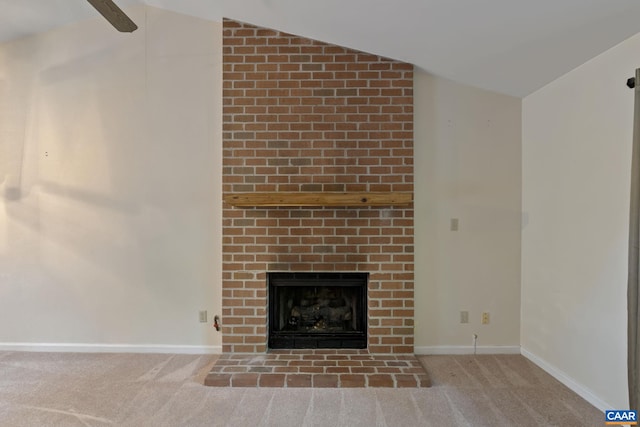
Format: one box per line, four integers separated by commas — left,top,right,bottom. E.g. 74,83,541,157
268,272,367,349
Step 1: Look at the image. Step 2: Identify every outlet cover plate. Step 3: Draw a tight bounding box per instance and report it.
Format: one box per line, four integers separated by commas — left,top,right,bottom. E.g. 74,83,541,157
460,310,469,324
482,312,490,324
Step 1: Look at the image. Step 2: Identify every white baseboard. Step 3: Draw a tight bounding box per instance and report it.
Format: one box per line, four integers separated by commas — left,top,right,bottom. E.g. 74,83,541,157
414,345,521,355
521,347,611,411
0,342,222,355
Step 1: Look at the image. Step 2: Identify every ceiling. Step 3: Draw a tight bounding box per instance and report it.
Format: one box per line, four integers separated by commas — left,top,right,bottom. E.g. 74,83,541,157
2,0,640,97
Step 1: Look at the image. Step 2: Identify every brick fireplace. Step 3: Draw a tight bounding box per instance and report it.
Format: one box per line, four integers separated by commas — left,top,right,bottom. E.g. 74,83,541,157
220,19,414,356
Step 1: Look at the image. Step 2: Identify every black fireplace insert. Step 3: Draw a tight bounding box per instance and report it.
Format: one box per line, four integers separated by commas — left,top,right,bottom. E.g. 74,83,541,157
268,272,368,349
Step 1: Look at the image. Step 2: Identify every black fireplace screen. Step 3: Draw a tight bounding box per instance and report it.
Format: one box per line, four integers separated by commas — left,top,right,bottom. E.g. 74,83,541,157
268,272,368,349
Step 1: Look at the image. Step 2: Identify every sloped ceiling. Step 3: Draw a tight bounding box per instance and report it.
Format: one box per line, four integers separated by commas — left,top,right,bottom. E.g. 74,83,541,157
2,0,640,97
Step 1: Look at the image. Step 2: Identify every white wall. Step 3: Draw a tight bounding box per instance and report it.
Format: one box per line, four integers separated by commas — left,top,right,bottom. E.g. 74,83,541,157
0,6,523,356
522,34,638,409
0,6,223,352
414,71,522,353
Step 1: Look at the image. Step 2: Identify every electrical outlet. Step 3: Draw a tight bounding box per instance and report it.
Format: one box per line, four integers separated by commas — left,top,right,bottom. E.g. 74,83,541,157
450,218,459,231
199,310,207,323
482,312,490,324
460,310,469,324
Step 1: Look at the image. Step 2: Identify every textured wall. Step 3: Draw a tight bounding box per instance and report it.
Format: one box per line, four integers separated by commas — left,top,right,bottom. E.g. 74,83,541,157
413,71,522,352
0,6,222,350
522,32,634,408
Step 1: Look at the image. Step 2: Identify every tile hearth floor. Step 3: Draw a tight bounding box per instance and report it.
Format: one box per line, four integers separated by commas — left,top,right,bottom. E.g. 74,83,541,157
204,350,431,388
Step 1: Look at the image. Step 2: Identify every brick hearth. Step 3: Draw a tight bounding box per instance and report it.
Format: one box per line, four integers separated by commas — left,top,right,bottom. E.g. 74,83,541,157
205,350,430,388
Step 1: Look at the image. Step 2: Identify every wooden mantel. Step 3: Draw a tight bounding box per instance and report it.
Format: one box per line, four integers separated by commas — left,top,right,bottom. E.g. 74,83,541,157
223,192,413,207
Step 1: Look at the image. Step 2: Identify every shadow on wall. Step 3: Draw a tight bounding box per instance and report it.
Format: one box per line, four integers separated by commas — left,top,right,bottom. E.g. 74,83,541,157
0,32,148,279
38,180,138,213
4,187,21,201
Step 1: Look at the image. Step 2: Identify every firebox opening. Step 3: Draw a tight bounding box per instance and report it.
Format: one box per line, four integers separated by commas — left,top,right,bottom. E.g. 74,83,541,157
268,272,368,349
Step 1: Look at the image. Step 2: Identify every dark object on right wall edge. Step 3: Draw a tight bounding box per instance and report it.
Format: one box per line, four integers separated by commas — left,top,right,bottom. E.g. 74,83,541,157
628,77,636,89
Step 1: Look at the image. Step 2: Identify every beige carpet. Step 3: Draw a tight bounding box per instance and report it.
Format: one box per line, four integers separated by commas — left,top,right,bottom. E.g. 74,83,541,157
0,351,602,426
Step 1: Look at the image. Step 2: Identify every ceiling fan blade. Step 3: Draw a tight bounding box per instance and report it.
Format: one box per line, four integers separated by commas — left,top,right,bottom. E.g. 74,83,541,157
86,0,138,33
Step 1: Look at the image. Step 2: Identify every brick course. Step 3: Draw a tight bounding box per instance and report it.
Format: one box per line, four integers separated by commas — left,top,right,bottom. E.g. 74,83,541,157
222,19,414,354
